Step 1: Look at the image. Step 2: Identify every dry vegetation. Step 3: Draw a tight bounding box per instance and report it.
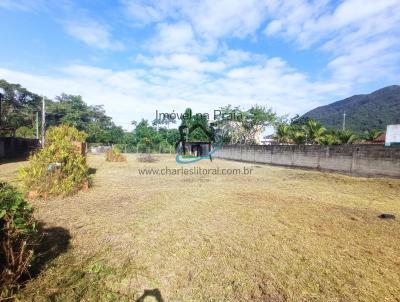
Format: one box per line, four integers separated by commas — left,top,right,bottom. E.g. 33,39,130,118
137,153,158,163
1,154,400,301
105,149,127,162
19,125,89,198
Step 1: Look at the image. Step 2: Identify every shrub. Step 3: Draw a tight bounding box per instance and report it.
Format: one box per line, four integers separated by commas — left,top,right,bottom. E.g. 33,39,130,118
0,182,38,292
105,148,126,162
19,125,90,197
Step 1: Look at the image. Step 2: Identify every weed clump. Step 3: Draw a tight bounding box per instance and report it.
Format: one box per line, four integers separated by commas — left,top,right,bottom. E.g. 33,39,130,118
0,182,38,295
105,148,127,162
137,154,158,163
19,125,90,198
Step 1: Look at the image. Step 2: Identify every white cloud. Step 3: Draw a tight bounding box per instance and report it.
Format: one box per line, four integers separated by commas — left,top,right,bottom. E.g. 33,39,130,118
1,0,124,51
183,0,268,39
0,0,58,12
136,53,226,73
0,0,34,11
147,22,197,53
123,0,270,39
1,0,398,129
0,50,352,130
123,0,400,87
64,19,125,51
122,0,269,51
121,0,181,25
264,20,282,36
0,1,124,51
264,0,400,84
220,50,254,66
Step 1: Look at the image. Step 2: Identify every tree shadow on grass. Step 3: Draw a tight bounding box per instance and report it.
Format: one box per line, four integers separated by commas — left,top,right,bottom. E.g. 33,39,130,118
0,224,70,300
0,157,28,164
29,223,71,278
135,288,164,302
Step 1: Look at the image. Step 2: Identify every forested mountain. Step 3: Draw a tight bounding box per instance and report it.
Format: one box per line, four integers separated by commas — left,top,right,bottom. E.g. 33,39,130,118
302,85,400,132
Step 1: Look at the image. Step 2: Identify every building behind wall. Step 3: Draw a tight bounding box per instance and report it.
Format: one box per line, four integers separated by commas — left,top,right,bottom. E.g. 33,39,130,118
385,125,400,147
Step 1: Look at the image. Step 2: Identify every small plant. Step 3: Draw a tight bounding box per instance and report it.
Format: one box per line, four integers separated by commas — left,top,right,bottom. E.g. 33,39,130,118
19,125,90,198
0,182,38,294
105,148,127,162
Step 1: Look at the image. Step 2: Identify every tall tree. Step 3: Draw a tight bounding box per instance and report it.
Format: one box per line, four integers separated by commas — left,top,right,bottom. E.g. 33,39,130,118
215,105,277,144
0,79,41,131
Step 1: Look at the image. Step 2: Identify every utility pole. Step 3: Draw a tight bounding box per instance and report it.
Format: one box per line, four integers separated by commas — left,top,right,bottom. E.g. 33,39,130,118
0,88,4,127
41,97,45,147
0,95,2,126
35,111,39,139
342,112,346,131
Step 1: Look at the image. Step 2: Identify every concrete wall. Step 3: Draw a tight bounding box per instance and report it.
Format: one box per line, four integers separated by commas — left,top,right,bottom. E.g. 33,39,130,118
214,144,400,178
0,137,39,161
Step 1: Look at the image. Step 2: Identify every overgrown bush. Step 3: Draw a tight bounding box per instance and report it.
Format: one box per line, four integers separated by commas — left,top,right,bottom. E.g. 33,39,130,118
105,148,126,162
0,182,38,293
19,125,90,198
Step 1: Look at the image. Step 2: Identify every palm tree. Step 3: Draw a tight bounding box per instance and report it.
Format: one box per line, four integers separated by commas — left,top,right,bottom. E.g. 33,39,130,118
365,129,383,141
320,133,340,145
303,119,326,144
335,130,358,144
274,123,292,144
290,130,306,145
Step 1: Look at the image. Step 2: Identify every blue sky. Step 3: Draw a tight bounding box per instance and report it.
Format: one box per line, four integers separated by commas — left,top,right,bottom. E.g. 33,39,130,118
0,0,399,129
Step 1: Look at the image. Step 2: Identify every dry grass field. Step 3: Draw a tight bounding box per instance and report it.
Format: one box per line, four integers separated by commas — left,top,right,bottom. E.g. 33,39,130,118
1,154,400,301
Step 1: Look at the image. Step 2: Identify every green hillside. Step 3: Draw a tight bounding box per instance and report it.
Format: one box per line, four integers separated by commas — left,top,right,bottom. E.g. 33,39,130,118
302,85,400,132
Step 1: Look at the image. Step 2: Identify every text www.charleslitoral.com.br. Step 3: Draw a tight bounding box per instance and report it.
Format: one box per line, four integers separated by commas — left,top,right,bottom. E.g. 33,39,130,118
138,166,253,176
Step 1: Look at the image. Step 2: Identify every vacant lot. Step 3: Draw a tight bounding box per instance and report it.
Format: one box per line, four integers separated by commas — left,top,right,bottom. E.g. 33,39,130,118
1,154,400,301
